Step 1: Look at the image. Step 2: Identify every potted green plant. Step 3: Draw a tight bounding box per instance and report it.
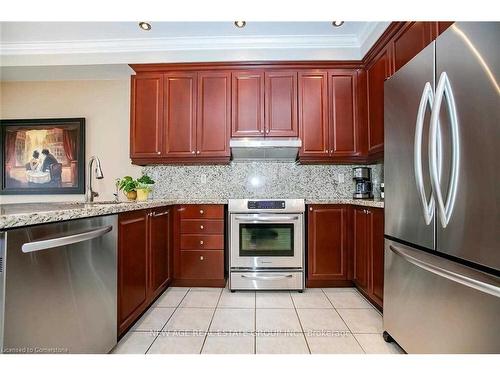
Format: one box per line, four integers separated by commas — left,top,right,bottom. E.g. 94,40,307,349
117,176,138,201
135,174,155,201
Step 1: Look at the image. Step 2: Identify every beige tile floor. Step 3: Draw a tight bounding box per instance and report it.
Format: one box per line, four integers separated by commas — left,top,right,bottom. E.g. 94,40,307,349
112,286,404,354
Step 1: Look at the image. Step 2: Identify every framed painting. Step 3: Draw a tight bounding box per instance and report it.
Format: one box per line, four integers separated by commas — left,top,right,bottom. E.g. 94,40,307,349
1,118,85,195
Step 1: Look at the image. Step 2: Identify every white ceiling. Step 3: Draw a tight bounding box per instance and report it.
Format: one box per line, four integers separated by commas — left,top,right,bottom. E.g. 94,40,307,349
0,22,389,80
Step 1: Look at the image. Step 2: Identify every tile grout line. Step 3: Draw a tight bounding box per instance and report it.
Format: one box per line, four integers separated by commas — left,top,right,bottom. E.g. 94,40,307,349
199,287,224,354
144,287,191,354
321,288,366,354
291,291,311,354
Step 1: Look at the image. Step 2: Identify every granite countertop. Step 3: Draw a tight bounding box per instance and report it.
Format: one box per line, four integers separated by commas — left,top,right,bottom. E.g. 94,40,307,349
0,198,384,230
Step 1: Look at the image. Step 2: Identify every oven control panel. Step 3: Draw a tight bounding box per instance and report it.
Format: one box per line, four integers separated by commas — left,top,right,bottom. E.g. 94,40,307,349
247,200,286,210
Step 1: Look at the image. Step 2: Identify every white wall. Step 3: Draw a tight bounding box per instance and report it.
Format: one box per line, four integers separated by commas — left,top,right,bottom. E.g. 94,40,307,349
0,80,141,204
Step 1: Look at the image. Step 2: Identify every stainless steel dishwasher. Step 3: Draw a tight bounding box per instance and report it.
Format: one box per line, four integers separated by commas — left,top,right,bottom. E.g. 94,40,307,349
0,215,117,354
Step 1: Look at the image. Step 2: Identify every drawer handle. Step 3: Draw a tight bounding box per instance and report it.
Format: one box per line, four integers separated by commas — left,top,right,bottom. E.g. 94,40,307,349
200,240,204,245
200,256,204,261
200,225,204,230
241,274,294,281
200,209,204,214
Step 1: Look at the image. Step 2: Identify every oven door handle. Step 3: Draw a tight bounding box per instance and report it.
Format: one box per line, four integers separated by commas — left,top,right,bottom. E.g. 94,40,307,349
234,215,299,222
240,274,294,280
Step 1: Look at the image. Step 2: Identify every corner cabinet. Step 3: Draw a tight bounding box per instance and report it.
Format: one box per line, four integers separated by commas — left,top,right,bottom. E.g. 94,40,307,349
118,207,172,336
307,205,352,287
353,206,384,309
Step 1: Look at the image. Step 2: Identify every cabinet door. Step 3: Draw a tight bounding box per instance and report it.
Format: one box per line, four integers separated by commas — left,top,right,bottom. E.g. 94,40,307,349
265,71,298,137
231,71,265,137
298,71,329,158
366,48,391,156
118,210,148,334
436,22,454,36
369,208,385,307
148,207,171,299
393,22,434,72
196,72,231,158
307,205,348,283
164,72,197,157
329,70,358,158
353,207,369,292
130,74,163,158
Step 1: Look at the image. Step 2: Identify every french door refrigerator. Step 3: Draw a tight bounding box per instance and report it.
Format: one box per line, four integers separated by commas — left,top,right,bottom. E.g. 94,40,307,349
384,22,500,354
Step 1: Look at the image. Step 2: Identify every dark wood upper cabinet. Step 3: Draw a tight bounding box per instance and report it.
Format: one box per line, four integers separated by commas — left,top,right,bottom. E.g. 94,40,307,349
366,47,391,157
164,72,197,157
298,71,329,157
307,205,350,287
130,74,163,158
264,71,298,137
436,22,454,36
196,72,231,157
118,210,149,335
329,70,358,158
148,208,171,300
353,207,370,291
392,22,434,72
231,71,265,137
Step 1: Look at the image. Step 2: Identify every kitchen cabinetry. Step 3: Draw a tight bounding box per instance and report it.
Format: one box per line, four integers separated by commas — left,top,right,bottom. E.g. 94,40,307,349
392,22,435,72
265,71,298,137
118,207,172,336
231,71,265,137
130,73,164,158
353,206,384,309
307,205,351,287
299,70,365,163
173,204,225,287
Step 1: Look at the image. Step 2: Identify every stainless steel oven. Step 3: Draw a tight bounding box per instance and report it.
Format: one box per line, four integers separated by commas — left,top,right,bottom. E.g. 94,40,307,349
228,199,305,291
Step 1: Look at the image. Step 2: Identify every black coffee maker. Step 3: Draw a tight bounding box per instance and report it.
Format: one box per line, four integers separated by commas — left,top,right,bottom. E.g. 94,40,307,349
353,167,373,199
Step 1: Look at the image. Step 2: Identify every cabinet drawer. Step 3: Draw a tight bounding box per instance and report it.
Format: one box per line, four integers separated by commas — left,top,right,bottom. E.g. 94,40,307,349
179,205,224,219
180,219,224,234
180,250,224,280
180,234,224,250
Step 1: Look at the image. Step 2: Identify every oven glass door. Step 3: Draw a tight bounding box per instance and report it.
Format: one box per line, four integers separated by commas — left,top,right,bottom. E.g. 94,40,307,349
230,214,303,269
239,223,294,257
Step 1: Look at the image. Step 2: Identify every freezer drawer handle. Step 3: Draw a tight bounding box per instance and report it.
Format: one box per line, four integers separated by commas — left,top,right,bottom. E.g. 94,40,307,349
21,225,113,253
429,71,460,228
241,274,294,281
389,244,500,298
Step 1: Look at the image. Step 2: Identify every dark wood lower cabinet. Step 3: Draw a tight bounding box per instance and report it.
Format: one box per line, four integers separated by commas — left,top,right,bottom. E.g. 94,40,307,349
307,205,352,287
306,204,385,310
118,207,172,336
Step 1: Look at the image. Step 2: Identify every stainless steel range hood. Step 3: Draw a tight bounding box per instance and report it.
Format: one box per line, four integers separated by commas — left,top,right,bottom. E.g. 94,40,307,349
230,138,302,162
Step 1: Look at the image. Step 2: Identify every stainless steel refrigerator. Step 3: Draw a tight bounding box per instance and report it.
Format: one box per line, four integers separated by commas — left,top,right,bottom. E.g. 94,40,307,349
384,22,500,354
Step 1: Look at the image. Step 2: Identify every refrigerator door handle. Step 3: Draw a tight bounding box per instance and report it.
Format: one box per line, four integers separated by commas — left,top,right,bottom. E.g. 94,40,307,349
429,71,460,228
414,81,437,225
389,244,500,298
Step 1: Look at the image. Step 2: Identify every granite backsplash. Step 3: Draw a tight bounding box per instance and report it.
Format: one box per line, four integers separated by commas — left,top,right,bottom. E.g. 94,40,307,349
144,162,383,201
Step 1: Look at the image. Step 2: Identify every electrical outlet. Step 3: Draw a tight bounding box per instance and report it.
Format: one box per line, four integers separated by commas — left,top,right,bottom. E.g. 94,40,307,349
200,174,207,184
337,173,345,183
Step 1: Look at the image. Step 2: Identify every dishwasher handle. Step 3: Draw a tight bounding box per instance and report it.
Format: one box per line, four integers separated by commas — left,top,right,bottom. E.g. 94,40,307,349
22,225,113,253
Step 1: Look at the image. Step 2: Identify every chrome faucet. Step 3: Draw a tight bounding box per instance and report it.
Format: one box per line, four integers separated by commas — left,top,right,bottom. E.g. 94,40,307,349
85,156,104,203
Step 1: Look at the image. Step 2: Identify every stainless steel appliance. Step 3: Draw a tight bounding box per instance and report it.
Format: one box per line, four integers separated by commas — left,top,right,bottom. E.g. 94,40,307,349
228,199,305,291
353,167,373,199
229,138,302,162
384,22,500,353
0,215,117,354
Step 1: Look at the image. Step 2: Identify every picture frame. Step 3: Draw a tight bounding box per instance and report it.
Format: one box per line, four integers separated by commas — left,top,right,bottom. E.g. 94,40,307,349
1,118,85,195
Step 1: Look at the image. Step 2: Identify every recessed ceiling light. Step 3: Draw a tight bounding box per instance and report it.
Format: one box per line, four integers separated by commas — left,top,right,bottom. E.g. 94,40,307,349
139,22,152,31
332,21,345,27
234,21,246,28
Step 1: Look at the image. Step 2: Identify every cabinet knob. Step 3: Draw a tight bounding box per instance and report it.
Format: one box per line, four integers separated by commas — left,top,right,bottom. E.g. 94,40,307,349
200,225,204,230
309,207,313,211
196,150,200,154
200,256,204,261
200,240,204,245
200,209,204,214
324,150,328,153
266,129,270,134
157,151,161,155
191,150,195,154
